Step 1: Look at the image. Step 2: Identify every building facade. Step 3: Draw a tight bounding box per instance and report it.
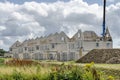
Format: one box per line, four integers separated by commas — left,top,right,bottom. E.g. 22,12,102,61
9,29,113,61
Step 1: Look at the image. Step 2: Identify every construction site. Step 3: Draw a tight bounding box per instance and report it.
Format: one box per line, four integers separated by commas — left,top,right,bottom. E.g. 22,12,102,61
8,0,120,63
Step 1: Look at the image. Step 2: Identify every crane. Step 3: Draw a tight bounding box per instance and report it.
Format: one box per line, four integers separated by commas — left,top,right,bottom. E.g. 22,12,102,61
102,0,106,37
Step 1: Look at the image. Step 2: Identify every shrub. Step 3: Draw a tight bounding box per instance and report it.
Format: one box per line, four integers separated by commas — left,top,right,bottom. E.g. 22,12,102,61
107,76,114,80
48,62,115,80
48,64,83,80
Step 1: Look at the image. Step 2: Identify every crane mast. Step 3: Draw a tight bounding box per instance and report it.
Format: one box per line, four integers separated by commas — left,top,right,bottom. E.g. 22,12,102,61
102,0,106,37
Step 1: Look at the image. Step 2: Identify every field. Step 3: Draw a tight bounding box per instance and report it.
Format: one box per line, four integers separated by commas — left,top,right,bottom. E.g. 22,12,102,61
0,58,119,80
39,61,120,79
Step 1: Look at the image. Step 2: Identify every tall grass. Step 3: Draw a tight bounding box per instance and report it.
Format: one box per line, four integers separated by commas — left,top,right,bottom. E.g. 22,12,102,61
0,59,115,80
0,58,4,65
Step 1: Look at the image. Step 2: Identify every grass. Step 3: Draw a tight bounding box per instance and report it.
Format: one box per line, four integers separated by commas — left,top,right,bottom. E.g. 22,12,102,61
94,64,120,70
37,61,120,70
36,61,120,79
0,58,119,80
0,65,50,80
0,65,50,75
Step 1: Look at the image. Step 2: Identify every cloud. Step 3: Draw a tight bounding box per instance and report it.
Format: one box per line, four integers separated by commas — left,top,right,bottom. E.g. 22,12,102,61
0,40,3,45
0,0,120,50
108,0,115,3
106,3,120,38
0,26,6,31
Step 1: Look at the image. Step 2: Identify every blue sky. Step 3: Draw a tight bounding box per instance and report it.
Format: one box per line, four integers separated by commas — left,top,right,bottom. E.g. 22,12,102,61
85,0,115,5
0,0,120,50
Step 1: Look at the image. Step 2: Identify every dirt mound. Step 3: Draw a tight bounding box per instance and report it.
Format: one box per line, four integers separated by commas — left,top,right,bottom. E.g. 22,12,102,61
106,57,120,64
76,49,120,64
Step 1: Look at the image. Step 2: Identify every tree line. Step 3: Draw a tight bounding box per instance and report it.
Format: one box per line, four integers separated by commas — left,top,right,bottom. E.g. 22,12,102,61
0,49,7,56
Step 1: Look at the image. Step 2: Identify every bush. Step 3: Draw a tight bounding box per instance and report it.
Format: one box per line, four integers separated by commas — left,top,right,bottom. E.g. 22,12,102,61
83,62,103,80
47,62,114,80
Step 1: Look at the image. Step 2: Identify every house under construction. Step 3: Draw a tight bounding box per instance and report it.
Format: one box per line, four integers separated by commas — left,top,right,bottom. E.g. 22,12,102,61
9,28,112,61
9,0,113,61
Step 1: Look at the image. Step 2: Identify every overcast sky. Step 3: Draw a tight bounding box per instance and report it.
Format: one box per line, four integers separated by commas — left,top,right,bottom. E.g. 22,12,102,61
0,0,120,51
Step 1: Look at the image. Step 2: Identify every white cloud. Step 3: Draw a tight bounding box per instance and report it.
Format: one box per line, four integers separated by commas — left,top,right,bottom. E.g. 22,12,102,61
22,2,48,17
0,26,6,31
0,0,120,50
0,40,3,45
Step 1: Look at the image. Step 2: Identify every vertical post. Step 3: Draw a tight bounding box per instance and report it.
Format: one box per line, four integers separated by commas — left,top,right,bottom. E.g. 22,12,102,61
67,42,69,61
79,47,83,58
103,0,106,37
80,30,83,58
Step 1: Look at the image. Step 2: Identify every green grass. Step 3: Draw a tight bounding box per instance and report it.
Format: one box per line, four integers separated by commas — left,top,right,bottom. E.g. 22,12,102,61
0,58,119,80
36,61,120,79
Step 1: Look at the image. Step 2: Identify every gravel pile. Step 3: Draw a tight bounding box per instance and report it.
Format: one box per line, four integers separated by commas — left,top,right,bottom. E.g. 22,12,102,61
76,49,120,64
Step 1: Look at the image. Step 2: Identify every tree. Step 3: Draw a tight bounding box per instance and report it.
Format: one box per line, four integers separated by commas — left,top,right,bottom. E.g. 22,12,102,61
0,49,6,56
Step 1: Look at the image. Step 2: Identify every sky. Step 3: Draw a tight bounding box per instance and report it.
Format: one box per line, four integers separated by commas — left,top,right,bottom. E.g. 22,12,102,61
0,0,120,51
